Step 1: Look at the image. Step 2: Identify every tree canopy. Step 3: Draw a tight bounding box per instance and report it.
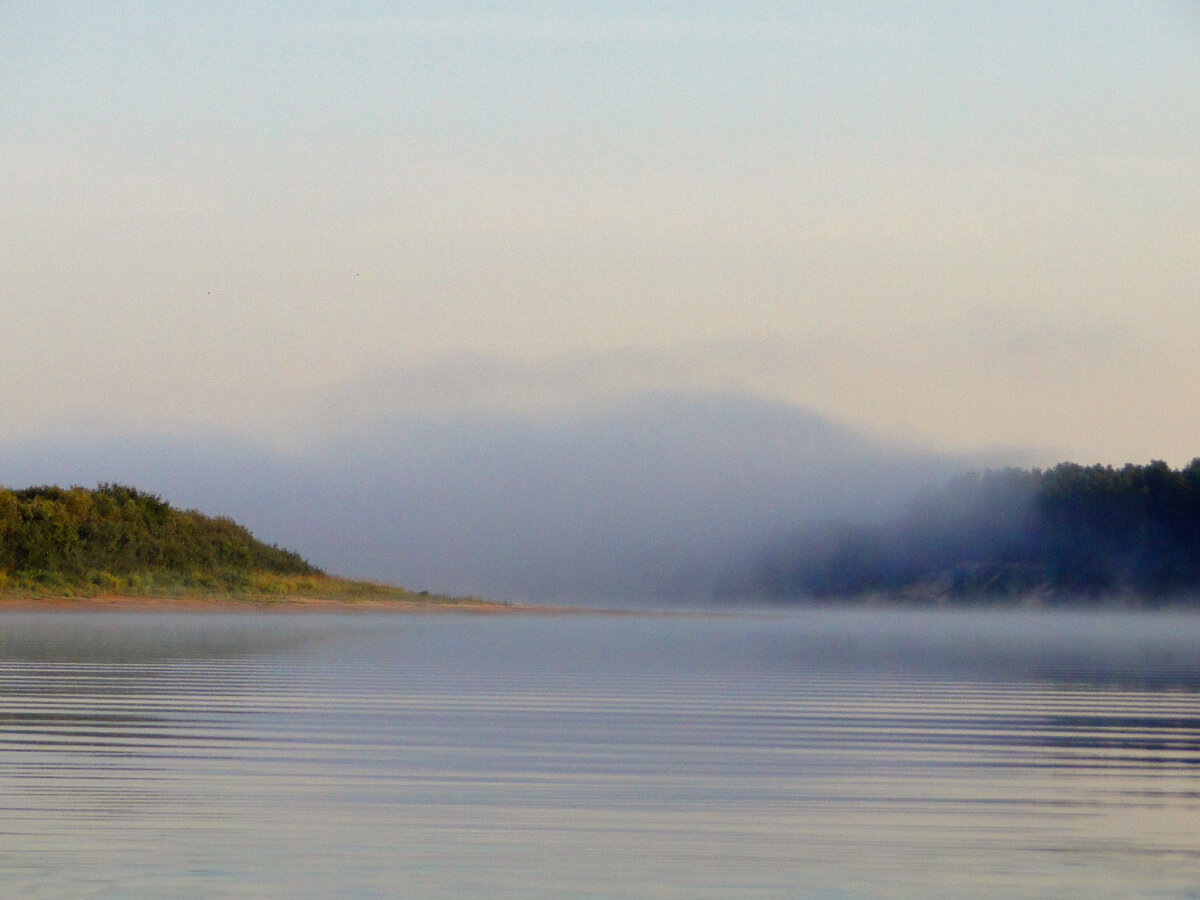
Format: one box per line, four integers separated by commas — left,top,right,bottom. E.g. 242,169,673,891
750,459,1200,604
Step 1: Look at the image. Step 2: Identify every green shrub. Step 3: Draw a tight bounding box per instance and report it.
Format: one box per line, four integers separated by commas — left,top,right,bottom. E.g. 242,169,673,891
0,483,322,591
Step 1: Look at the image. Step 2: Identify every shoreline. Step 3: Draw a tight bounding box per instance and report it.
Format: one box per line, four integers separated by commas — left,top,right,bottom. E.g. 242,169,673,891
0,593,742,617
0,592,546,614
4,592,1198,615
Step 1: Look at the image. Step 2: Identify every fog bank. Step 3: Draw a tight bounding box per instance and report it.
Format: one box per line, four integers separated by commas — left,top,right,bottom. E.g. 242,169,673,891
0,394,989,602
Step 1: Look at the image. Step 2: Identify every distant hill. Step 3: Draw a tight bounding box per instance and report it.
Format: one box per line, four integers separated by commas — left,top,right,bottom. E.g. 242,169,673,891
743,460,1200,605
0,483,320,594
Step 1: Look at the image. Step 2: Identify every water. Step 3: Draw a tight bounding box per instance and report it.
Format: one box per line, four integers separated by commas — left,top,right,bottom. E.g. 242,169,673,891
0,608,1198,898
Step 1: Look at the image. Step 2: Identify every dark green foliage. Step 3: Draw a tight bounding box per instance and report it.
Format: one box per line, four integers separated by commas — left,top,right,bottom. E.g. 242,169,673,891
0,483,321,590
1035,460,1200,597
755,459,1200,604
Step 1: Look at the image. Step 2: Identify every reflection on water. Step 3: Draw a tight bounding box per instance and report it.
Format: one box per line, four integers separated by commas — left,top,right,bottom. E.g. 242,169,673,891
0,609,1198,898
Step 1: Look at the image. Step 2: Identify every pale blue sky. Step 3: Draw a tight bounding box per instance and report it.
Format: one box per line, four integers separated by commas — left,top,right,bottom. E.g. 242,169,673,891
4,1,1200,464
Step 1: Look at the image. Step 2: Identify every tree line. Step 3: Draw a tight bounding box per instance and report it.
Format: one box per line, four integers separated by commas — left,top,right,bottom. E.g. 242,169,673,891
749,459,1200,604
0,483,320,590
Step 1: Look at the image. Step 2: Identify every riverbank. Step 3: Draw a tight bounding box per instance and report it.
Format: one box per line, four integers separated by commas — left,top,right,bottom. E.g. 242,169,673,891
0,588,525,613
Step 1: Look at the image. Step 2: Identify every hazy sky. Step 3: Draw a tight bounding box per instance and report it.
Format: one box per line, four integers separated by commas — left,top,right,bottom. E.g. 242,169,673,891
4,1,1200,465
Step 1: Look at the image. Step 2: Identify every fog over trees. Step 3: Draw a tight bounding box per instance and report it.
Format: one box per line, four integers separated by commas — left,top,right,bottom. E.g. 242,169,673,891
742,460,1200,604
0,394,961,602
7,393,1194,606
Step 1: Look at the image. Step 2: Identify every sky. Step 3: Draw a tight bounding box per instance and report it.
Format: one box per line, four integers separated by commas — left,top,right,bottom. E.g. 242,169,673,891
3,2,1200,596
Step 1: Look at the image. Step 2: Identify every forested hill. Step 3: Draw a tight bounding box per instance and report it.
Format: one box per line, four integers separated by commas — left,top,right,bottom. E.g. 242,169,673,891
0,484,321,592
747,460,1200,605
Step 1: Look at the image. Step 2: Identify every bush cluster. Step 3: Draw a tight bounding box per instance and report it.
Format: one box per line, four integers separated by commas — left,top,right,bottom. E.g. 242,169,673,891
0,483,321,591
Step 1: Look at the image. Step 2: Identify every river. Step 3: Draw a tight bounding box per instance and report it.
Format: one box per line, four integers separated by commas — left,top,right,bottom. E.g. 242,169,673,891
0,607,1198,897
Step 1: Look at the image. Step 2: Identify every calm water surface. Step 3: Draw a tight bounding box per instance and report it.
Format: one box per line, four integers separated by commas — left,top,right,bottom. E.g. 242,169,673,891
0,608,1198,898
